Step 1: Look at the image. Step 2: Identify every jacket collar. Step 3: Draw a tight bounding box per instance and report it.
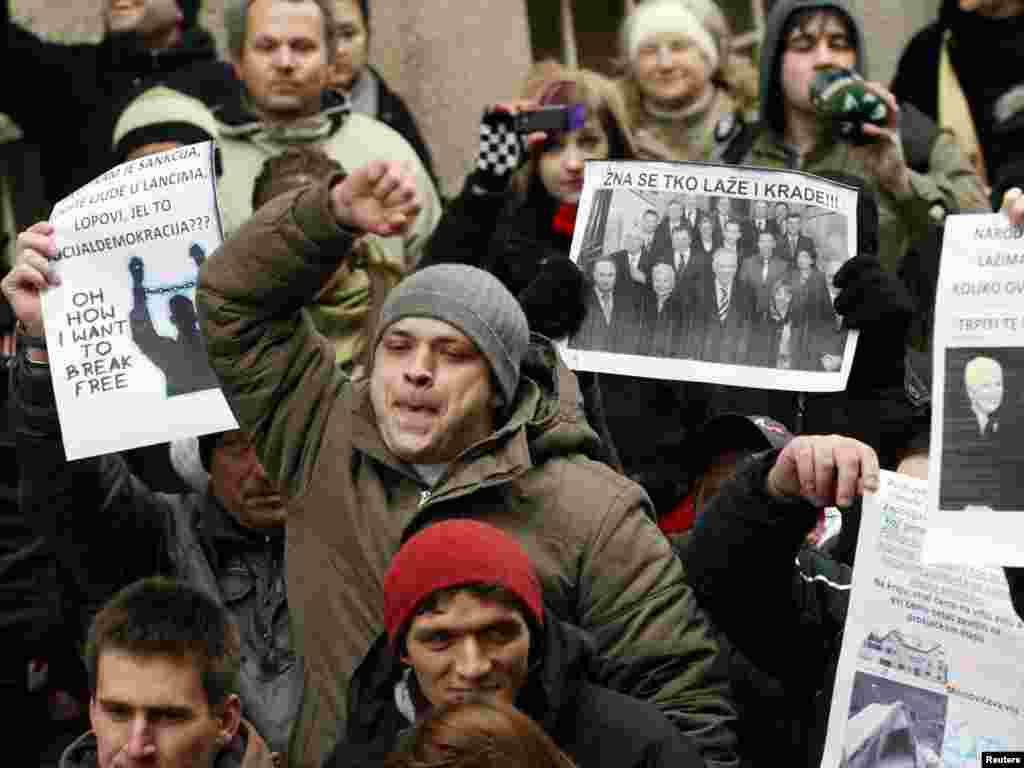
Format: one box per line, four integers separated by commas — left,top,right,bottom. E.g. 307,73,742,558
215,89,351,138
345,619,594,745
59,723,271,768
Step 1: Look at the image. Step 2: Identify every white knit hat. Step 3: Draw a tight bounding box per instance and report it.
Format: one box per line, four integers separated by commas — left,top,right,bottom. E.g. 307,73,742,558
625,0,722,74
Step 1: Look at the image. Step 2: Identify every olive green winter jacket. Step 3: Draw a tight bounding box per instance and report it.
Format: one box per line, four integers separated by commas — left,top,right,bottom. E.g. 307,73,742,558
197,180,739,768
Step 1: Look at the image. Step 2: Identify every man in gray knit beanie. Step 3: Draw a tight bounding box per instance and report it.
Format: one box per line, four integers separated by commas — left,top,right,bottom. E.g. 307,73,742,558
191,160,739,767
369,263,530,466
374,264,530,406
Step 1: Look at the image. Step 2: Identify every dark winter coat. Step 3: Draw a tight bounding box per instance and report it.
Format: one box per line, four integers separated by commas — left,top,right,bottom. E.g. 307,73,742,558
13,351,301,756
682,451,852,767
324,619,705,768
1,5,231,204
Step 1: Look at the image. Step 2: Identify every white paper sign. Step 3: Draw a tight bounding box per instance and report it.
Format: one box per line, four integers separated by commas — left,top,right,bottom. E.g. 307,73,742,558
558,160,860,392
821,471,1024,768
43,142,237,460
925,214,1024,565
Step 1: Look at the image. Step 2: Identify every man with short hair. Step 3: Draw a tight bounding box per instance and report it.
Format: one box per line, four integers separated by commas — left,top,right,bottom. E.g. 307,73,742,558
775,212,816,265
964,356,1004,436
193,160,738,767
640,208,661,262
573,256,639,354
62,577,275,768
739,230,789,322
722,217,748,262
211,0,440,265
697,248,751,364
326,519,704,768
3,231,302,757
941,354,1023,511
1,0,228,206
610,230,651,305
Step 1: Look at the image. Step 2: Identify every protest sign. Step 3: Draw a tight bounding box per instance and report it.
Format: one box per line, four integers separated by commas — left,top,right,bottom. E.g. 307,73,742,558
559,160,860,391
821,471,1024,768
924,214,1024,565
42,142,238,460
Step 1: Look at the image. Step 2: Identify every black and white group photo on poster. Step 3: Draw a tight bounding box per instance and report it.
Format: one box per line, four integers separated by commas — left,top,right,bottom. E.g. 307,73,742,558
563,161,860,392
939,347,1024,512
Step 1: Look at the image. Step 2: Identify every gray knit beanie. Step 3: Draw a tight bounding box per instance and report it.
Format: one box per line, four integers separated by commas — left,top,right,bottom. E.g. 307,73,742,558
374,265,530,406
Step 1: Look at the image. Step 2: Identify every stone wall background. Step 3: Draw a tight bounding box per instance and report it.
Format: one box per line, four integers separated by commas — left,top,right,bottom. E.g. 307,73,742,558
9,0,533,198
9,1,941,197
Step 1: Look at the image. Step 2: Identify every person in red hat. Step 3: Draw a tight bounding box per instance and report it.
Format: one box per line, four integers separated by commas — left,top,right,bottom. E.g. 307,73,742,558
324,519,704,768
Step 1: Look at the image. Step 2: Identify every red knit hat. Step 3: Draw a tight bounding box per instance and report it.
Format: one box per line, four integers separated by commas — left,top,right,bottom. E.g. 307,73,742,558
384,520,545,647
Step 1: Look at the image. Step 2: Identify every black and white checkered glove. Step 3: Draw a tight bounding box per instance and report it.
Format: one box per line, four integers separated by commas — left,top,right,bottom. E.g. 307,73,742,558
469,107,524,195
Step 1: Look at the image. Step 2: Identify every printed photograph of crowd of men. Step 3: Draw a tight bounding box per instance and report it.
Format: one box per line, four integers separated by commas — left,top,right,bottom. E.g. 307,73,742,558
568,187,852,374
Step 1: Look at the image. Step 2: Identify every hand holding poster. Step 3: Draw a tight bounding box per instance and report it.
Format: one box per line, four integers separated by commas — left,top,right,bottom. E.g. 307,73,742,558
925,214,1024,565
822,471,1024,768
42,142,237,460
559,160,860,391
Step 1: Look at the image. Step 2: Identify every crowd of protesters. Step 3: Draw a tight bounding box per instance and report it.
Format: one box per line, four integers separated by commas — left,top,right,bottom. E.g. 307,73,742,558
2,1,1024,767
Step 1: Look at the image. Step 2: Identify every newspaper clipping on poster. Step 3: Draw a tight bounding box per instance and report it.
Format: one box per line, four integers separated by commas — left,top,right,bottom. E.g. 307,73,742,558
558,160,860,392
924,214,1024,566
821,471,1024,768
42,142,238,461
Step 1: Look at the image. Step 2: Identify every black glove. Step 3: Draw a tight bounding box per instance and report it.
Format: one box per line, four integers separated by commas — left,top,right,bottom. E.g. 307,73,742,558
517,257,587,340
833,256,916,390
468,107,525,195
833,256,915,334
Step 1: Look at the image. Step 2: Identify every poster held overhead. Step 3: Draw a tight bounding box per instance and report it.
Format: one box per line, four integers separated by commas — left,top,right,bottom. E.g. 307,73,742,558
42,141,238,461
925,213,1024,565
559,160,860,392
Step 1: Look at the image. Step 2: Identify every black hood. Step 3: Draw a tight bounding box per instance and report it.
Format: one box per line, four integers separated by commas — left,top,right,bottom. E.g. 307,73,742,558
759,0,866,135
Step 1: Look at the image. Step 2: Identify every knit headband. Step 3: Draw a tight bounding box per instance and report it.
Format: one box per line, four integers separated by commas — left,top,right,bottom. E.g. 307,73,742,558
628,1,720,73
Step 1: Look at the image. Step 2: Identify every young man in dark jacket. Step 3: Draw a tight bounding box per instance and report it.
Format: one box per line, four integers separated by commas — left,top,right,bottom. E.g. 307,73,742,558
3,250,300,757
325,519,704,768
60,577,276,768
1,0,232,206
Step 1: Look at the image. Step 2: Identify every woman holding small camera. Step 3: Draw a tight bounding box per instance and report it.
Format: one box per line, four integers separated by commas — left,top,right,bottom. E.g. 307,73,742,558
420,65,636,339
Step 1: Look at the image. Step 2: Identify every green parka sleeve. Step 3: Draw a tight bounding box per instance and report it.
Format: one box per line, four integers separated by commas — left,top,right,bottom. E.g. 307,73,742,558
580,475,740,768
197,180,356,497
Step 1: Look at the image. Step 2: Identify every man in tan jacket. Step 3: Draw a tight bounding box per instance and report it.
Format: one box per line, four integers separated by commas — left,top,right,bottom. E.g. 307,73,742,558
193,160,737,768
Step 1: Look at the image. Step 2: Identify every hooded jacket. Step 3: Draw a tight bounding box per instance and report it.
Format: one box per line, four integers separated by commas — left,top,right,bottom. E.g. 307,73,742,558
198,180,738,768
210,86,441,273
728,0,987,275
59,720,277,768
13,350,301,756
1,3,228,204
326,619,704,768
